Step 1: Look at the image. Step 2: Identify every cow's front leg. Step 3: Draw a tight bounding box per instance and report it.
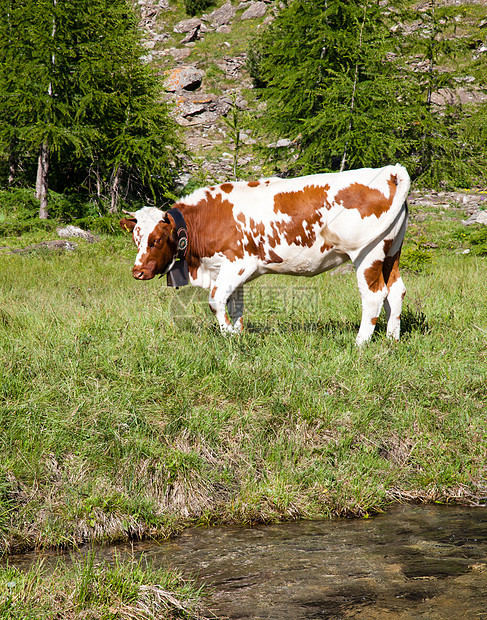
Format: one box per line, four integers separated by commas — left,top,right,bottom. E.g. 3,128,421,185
209,266,253,334
208,283,239,334
226,285,244,333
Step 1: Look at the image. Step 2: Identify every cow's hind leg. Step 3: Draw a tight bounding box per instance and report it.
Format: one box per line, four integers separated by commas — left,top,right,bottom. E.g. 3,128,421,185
355,274,389,346
383,249,406,340
354,251,389,346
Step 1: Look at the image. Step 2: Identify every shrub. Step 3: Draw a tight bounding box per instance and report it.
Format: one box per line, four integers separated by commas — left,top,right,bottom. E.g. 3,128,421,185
73,214,125,236
0,188,39,218
400,243,434,273
465,225,487,256
184,0,213,17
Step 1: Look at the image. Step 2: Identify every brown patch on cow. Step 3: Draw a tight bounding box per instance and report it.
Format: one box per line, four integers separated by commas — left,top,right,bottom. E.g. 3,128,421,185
238,268,245,276
221,183,234,194
383,252,401,288
267,249,283,264
224,314,232,326
179,192,246,270
371,317,378,325
242,218,267,260
211,285,217,298
335,174,397,219
249,218,266,238
271,184,331,248
236,212,246,224
364,259,386,293
248,181,260,188
365,241,403,293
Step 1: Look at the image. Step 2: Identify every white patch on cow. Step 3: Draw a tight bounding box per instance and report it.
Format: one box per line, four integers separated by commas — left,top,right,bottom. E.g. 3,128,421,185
131,206,164,267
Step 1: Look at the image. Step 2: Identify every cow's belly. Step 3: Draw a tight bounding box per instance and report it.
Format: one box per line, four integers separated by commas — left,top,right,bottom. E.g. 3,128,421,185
262,245,350,276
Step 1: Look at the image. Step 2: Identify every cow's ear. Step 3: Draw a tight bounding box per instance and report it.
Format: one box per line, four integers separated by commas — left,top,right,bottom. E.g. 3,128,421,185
163,211,176,228
120,218,137,232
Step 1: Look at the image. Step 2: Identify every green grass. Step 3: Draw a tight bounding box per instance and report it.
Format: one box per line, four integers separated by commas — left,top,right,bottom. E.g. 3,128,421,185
0,551,205,619
0,203,486,555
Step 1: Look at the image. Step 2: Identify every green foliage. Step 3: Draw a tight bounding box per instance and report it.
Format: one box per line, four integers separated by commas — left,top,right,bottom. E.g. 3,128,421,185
454,224,487,256
400,243,434,273
249,0,487,187
248,0,407,173
0,218,55,237
0,188,54,235
392,2,483,187
0,188,99,230
0,188,39,218
183,0,213,17
0,0,181,211
73,214,126,236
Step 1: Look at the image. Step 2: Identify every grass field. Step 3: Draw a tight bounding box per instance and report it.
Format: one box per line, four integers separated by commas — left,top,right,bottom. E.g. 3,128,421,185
0,197,486,560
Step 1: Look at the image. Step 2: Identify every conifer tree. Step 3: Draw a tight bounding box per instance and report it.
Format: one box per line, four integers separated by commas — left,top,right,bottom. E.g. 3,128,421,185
0,0,180,216
249,0,406,173
390,1,474,186
250,0,486,187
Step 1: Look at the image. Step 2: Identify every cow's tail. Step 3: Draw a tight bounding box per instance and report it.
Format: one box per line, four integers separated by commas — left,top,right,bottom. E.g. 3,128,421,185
361,163,410,252
385,163,410,229
390,163,411,220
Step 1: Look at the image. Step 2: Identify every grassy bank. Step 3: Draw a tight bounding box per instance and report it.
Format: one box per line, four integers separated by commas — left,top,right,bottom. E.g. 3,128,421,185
0,197,486,556
0,551,206,619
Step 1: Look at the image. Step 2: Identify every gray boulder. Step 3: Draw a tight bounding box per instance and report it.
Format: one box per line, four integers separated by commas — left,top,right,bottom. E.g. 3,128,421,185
241,2,267,20
57,225,99,243
209,2,237,26
164,66,205,92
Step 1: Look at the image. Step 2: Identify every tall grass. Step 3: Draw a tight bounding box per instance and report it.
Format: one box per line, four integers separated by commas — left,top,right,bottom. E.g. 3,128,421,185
0,207,486,553
0,551,205,619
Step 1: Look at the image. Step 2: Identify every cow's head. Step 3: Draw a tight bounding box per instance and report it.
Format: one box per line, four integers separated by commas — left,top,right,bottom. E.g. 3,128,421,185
120,207,178,280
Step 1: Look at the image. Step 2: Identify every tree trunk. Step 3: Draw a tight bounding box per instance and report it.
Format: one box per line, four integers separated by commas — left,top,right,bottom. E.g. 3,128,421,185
96,166,102,199
340,2,368,172
109,165,121,213
36,141,50,219
8,140,17,186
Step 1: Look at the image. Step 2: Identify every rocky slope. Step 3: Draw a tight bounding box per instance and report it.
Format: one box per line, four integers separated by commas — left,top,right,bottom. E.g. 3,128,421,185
136,0,278,185
136,0,487,190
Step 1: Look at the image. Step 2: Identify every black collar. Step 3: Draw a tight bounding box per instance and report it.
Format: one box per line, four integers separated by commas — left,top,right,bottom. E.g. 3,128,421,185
165,207,189,288
166,207,188,260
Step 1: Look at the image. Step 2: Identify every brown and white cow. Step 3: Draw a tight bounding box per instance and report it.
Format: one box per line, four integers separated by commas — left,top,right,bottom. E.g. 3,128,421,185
120,165,410,344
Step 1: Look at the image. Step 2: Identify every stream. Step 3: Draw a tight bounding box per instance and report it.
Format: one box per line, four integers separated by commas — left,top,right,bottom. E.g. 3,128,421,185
6,504,487,619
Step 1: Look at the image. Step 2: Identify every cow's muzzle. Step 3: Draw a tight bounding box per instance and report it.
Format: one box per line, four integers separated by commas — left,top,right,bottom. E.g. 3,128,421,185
132,267,155,280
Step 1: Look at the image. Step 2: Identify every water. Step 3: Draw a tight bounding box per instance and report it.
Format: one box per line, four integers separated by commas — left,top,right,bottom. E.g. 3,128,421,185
7,504,487,618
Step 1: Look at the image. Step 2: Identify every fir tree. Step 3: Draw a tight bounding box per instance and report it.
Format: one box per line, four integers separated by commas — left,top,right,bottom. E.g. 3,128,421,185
0,0,180,216
249,0,406,173
250,0,487,187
